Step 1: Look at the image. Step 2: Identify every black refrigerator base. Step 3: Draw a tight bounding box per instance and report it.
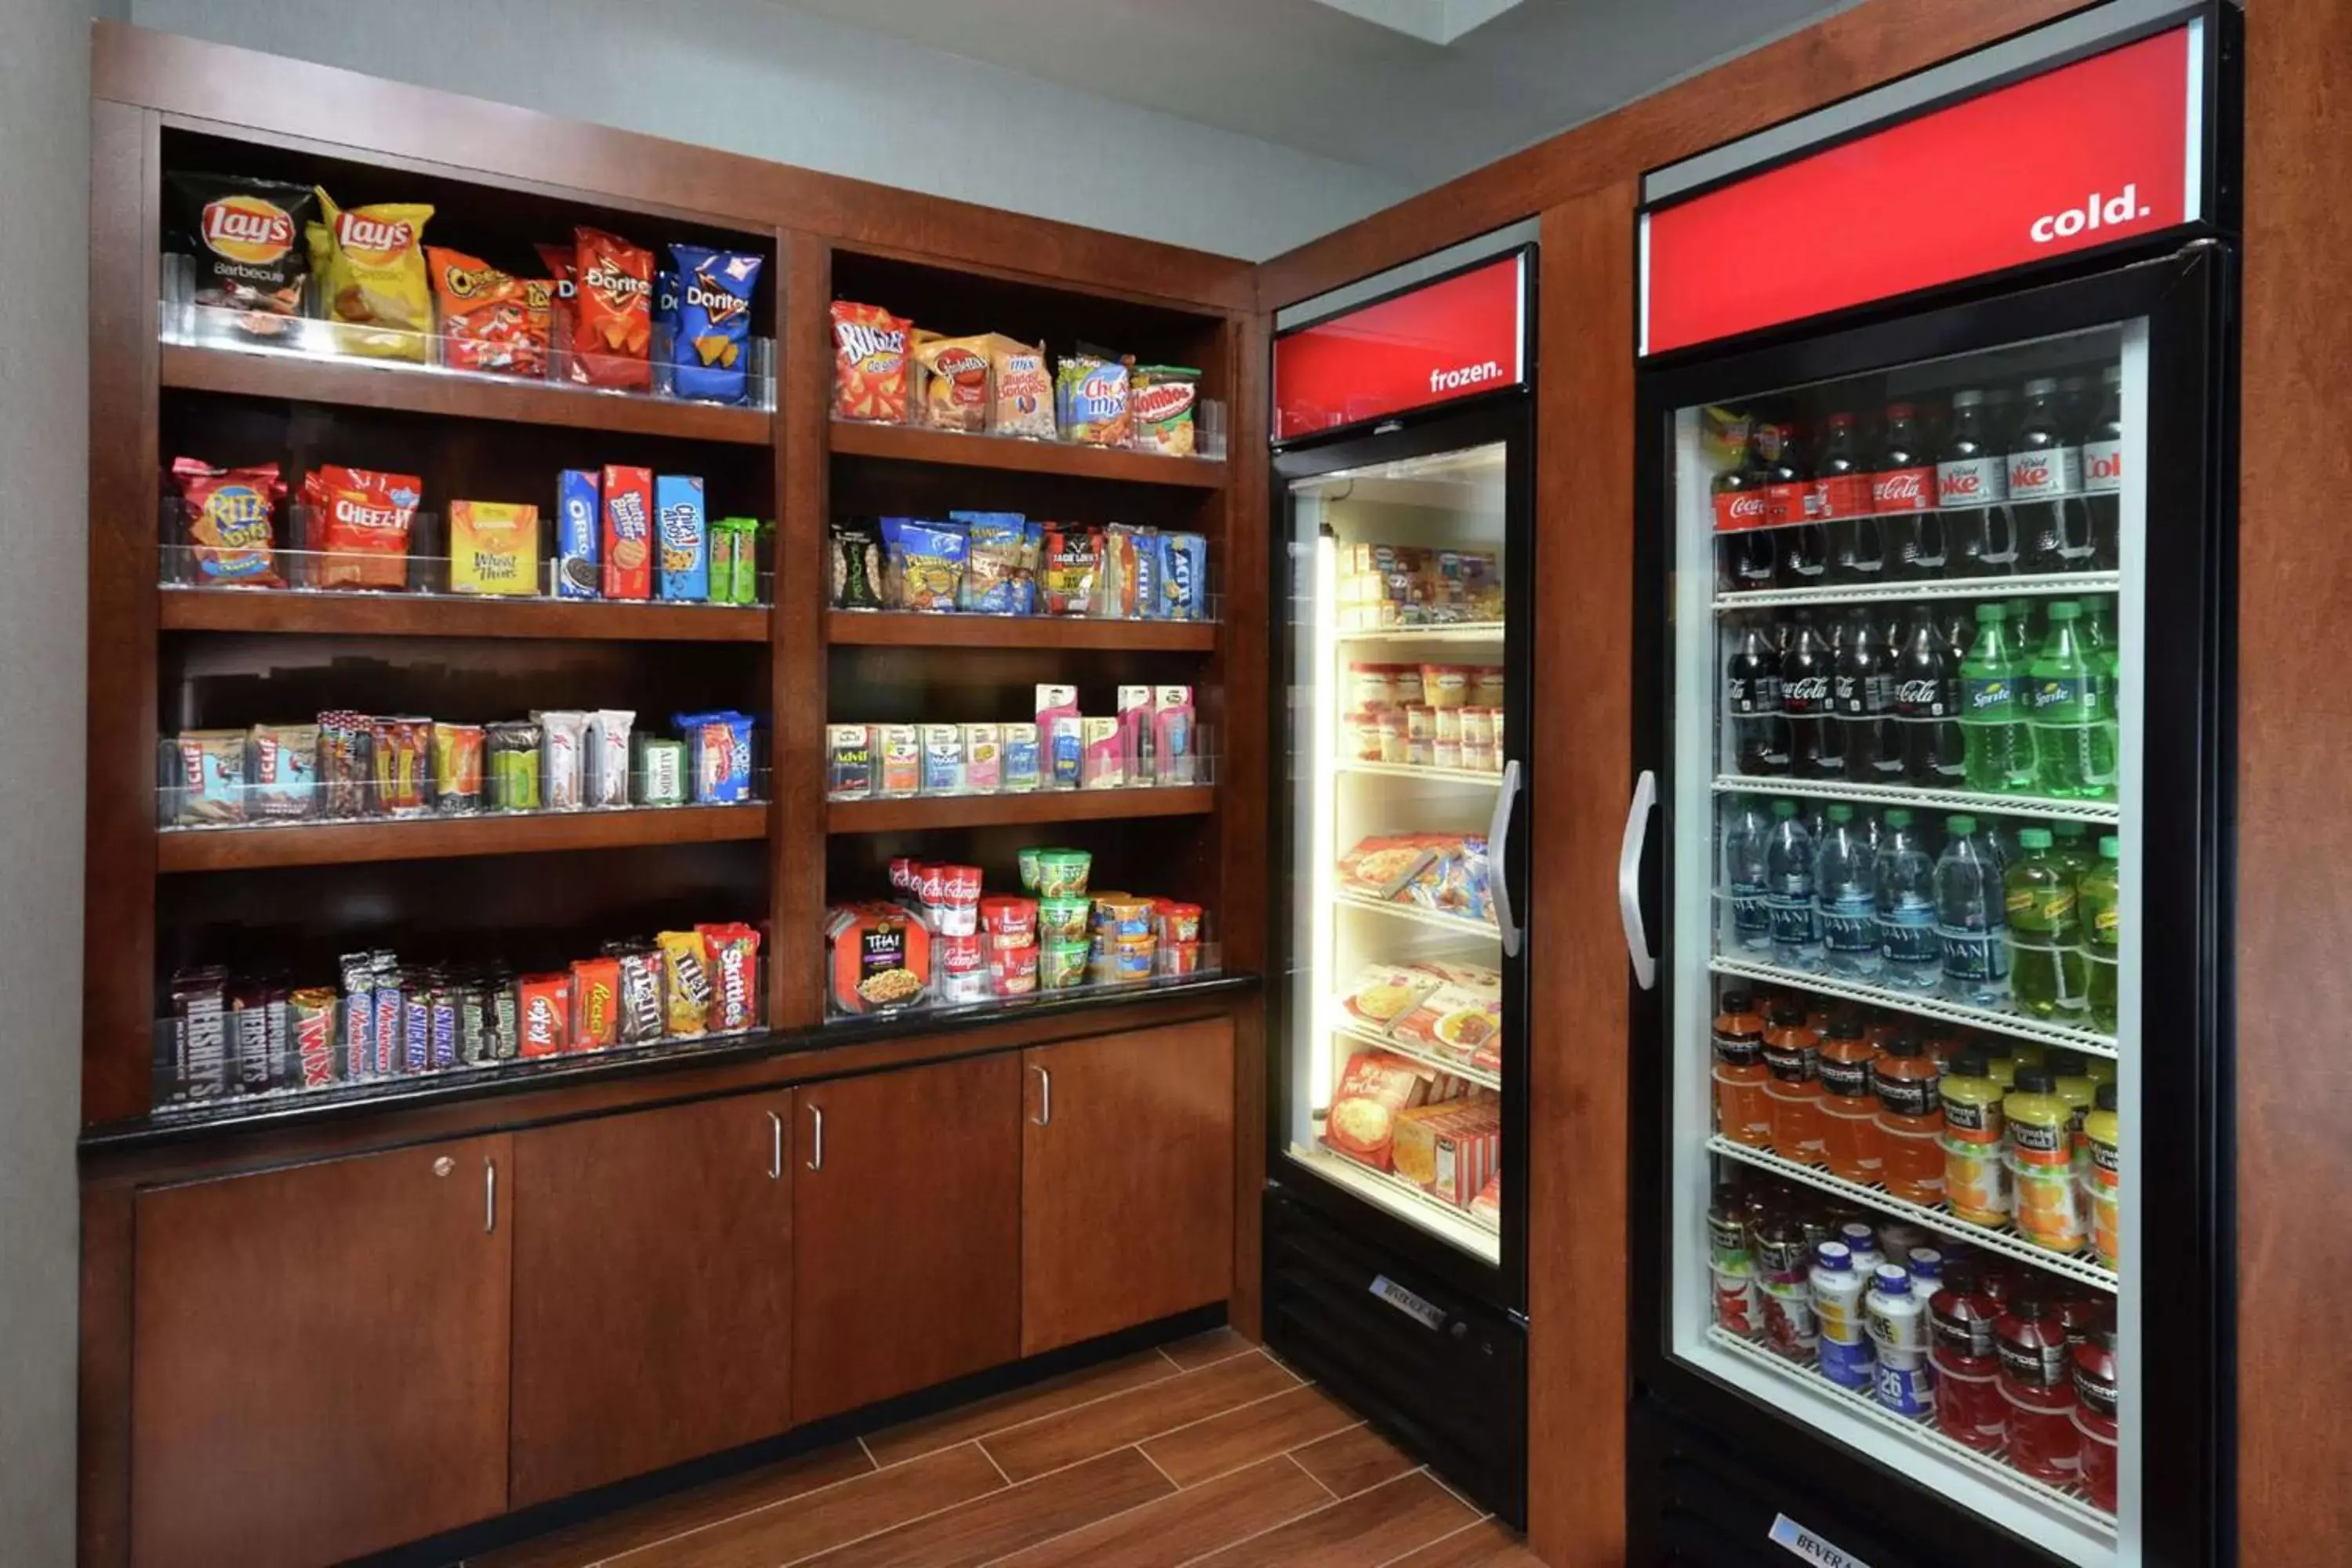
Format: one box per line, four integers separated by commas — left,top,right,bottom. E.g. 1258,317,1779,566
1262,1185,1526,1526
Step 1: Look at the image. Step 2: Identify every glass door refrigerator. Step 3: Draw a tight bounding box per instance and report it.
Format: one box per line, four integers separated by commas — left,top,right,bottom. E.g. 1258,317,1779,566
1624,10,2235,1568
1262,245,1534,1525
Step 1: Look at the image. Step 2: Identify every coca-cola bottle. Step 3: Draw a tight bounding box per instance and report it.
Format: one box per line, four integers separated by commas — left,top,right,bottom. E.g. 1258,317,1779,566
2082,364,2123,572
1764,423,1828,589
2009,376,2089,574
1780,611,1842,779
1940,390,2017,578
1874,403,1944,583
1725,615,1791,776
1817,412,1882,585
1892,606,1965,786
1832,608,1899,782
1713,423,1775,592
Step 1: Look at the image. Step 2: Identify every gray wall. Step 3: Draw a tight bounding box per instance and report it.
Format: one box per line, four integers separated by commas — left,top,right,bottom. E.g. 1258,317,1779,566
128,0,1414,260
2,0,96,1559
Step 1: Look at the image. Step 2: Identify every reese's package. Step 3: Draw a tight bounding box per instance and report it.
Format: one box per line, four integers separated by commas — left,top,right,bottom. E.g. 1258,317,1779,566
571,228,653,390
670,245,764,405
312,188,434,361
168,173,318,337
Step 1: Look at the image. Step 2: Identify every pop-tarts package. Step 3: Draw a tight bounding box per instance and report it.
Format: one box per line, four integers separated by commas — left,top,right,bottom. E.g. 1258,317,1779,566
670,245,764,405
1156,532,1207,622
655,474,708,601
556,469,601,599
675,710,755,803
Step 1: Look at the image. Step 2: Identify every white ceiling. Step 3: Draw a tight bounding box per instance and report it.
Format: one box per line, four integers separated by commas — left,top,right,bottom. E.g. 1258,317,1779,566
772,0,1850,190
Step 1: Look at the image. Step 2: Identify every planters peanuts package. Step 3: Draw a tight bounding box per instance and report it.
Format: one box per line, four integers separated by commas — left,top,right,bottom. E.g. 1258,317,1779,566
655,474,708,601
670,245,764,405
556,469,600,599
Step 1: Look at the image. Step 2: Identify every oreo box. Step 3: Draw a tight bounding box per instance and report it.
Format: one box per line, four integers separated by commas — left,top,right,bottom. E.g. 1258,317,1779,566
556,469,601,599
655,474,708,601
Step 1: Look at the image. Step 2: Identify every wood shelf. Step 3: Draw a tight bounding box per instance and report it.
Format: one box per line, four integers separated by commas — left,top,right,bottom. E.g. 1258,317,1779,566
828,786,1215,833
160,343,775,445
157,804,769,873
158,589,771,642
828,419,1225,488
826,612,1216,652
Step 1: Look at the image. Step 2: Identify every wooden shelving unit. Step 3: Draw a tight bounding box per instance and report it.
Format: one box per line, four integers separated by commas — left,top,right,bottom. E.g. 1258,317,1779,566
828,417,1225,487
159,590,771,642
828,786,1216,833
826,611,1215,652
160,343,775,445
157,804,768,873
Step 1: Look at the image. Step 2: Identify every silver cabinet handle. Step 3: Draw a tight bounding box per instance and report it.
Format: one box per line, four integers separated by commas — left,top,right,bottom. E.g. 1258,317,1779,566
1484,758,1523,958
767,1110,784,1181
485,1157,497,1234
805,1103,824,1171
1619,769,1657,992
1031,1064,1052,1127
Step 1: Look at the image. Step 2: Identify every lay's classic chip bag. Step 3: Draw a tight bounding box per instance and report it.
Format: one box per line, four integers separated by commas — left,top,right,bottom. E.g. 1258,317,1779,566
313,189,434,361
670,245,764,405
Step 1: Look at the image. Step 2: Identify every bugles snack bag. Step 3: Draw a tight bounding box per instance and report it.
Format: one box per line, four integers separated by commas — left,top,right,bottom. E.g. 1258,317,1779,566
830,301,909,422
571,228,653,390
312,188,434,361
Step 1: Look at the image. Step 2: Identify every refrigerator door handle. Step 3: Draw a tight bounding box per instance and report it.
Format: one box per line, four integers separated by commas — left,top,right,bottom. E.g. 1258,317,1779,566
1619,769,1657,991
1486,758,1523,957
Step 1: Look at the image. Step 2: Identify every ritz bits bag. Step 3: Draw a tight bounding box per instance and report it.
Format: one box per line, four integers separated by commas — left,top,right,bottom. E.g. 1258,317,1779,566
310,189,433,361
831,302,910,423
571,228,654,390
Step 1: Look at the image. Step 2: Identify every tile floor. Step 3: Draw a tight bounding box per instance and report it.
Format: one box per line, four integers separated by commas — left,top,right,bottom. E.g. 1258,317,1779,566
474,1328,1541,1567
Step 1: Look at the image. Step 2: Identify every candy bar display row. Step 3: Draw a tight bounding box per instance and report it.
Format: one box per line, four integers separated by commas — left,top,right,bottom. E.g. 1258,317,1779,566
829,516,1207,621
157,923,764,1109
167,176,770,406
163,710,759,827
832,301,1207,456
168,459,765,604
826,848,1212,1017
826,685,1199,800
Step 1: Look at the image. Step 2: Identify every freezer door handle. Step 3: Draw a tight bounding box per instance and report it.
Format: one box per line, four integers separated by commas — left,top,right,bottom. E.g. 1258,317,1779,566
1619,769,1657,991
1486,758,1523,957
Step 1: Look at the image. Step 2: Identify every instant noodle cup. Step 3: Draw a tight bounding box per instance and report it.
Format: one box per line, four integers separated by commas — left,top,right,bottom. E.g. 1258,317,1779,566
1039,940,1090,989
1158,902,1203,943
1017,845,1044,892
936,933,986,1004
989,943,1040,996
1094,896,1154,938
1033,849,1092,898
978,895,1037,949
934,863,983,935
1156,940,1203,977
1108,931,1156,982
1036,896,1092,944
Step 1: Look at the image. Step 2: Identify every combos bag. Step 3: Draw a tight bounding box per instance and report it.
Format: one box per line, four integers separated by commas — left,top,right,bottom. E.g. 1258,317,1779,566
168,173,318,338
670,245,764,405
570,228,653,390
311,189,433,361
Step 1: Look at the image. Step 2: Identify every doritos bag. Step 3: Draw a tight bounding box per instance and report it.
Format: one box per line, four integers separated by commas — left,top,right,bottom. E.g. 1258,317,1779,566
670,245,764,405
312,188,434,361
571,228,652,390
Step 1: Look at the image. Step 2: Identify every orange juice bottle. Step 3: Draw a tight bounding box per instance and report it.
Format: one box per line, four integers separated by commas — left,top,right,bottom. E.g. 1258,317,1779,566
2007,1067,2088,1254
2084,1083,2121,1269
2045,1047,2099,1158
1940,1051,2011,1226
1816,1019,1884,1185
1762,1004,1826,1165
1711,990,1773,1148
1873,1033,1945,1203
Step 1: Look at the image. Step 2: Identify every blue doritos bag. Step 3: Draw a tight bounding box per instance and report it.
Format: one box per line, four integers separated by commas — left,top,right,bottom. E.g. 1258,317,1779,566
670,245,764,405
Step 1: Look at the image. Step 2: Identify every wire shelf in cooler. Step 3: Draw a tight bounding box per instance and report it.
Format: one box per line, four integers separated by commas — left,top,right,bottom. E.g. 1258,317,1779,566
1288,1143,1500,1262
1705,1135,2118,1293
1333,1018,1501,1091
1335,891,1501,940
1712,571,2121,615
1338,760,1503,788
1331,621,1507,644
1704,1327,2118,1538
1708,956,2120,1058
1710,775,2120,825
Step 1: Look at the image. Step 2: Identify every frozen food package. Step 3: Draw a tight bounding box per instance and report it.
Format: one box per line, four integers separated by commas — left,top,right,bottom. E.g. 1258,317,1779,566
1324,1050,1436,1171
1338,963,1442,1032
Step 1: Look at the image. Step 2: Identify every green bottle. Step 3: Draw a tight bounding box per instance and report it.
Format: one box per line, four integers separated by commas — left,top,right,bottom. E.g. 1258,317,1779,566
2005,828,2089,1019
1959,604,2037,794
2080,835,2122,1033
2028,601,2112,799
2047,818,2094,884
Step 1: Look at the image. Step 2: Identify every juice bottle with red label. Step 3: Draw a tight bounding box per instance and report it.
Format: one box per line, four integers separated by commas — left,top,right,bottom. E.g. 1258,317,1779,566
1711,990,1773,1148
1873,1033,1945,1203
1762,1004,1825,1165
1816,1018,1883,1185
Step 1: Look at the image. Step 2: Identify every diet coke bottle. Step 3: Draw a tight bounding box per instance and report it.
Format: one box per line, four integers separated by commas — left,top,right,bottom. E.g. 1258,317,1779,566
1875,403,1944,583
1940,389,2016,577
2009,376,2089,574
2081,364,2123,572
1817,412,1882,586
1714,423,1775,593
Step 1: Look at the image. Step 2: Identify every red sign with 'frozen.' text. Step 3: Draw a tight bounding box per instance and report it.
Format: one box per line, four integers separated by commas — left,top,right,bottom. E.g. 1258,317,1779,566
1274,252,1527,441
1642,24,2201,355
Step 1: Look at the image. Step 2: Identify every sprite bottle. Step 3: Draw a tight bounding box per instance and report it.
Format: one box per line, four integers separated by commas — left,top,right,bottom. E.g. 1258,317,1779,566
2027,601,2113,799
2004,828,2088,1019
2079,835,2122,1033
1959,604,2037,793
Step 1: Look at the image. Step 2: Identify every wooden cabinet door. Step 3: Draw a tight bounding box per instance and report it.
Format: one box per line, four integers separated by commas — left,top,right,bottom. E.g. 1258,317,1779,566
1022,1018,1236,1355
792,1054,1022,1422
130,1136,513,1568
509,1093,793,1508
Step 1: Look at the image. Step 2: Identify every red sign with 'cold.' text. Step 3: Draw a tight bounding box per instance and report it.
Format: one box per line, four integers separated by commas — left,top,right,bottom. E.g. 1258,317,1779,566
1642,24,2201,355
1273,252,1527,441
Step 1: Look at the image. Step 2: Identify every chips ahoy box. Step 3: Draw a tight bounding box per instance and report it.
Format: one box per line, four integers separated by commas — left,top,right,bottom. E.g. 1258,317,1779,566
655,473,708,601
